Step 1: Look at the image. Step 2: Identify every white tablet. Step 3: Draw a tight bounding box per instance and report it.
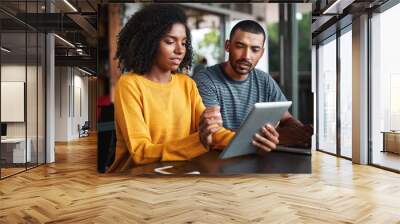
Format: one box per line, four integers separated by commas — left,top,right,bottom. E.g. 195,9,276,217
219,101,292,159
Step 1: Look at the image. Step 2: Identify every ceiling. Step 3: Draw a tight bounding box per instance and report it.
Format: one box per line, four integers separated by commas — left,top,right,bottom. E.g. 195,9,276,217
0,0,99,73
311,0,391,43
1,0,395,72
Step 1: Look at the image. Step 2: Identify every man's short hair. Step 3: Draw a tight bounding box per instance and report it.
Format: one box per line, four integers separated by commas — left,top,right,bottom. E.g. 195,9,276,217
229,20,266,43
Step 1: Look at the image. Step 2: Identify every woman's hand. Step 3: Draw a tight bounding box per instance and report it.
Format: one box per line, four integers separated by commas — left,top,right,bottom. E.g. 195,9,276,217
199,106,223,149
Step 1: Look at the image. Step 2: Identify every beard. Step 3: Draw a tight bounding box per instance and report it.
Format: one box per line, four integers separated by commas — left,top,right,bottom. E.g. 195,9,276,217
230,57,253,75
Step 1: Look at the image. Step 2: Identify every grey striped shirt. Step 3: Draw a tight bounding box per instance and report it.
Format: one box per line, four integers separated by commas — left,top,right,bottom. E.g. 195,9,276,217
192,64,287,130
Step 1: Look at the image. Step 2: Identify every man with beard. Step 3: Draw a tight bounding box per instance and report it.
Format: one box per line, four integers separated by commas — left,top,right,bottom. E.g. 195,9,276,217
193,20,312,153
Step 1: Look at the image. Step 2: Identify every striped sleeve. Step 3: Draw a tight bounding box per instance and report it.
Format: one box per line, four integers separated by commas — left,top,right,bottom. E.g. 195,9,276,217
265,73,288,102
192,70,220,107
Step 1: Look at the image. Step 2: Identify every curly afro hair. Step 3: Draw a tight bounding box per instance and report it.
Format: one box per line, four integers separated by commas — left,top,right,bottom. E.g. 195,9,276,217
116,4,193,74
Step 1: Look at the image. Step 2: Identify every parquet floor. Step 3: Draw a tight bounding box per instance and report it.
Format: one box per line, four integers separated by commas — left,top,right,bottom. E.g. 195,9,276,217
1,167,26,178
373,151,400,171
1,135,400,223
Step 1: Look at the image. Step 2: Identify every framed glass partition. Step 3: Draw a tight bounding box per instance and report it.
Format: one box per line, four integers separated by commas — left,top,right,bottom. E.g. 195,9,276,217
1,30,28,177
370,2,400,171
315,18,353,159
1,0,28,177
0,0,47,179
317,35,337,155
339,27,352,159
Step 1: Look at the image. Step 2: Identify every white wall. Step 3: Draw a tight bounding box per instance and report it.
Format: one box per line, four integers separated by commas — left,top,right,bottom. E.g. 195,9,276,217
54,67,89,141
55,66,70,141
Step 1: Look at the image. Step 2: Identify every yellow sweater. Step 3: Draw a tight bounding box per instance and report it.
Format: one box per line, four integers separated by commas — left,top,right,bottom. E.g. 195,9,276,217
108,73,234,172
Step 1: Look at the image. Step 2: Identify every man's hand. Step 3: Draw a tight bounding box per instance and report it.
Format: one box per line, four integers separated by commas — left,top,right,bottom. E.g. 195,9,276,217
199,106,223,149
252,123,280,153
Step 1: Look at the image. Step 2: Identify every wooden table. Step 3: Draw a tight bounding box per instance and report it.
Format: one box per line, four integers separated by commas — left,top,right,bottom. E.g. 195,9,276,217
125,150,311,176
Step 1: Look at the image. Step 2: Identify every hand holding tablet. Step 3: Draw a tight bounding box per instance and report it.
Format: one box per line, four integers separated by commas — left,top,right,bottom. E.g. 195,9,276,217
252,123,280,153
219,101,292,159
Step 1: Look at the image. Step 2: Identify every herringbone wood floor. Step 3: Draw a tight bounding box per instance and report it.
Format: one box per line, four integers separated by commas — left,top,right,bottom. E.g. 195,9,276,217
1,135,400,223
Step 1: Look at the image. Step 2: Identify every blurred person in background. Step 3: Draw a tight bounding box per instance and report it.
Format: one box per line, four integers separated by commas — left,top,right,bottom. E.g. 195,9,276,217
192,56,208,76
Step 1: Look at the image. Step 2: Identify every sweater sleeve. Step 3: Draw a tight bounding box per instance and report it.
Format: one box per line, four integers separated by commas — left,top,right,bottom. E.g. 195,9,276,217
115,78,209,165
212,128,235,150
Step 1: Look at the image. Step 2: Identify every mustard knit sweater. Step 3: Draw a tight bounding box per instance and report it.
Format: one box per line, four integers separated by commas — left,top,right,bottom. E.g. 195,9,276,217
108,73,234,172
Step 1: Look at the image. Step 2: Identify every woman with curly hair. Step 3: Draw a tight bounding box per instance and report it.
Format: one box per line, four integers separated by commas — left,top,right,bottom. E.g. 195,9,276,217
108,4,233,172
